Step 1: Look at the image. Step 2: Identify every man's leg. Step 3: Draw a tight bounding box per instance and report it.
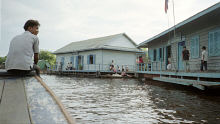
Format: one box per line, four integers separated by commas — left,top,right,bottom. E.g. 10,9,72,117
200,60,204,71
204,61,207,71
186,61,190,72
183,61,187,72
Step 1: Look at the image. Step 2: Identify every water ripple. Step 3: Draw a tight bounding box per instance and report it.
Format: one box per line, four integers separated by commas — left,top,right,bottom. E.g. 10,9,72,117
42,75,220,124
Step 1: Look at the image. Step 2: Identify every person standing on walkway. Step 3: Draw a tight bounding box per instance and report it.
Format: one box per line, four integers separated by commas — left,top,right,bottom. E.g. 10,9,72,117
5,19,41,76
182,46,190,72
201,46,208,72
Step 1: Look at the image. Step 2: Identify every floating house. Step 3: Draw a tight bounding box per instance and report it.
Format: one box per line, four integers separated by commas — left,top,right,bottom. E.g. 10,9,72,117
137,2,220,90
53,33,143,72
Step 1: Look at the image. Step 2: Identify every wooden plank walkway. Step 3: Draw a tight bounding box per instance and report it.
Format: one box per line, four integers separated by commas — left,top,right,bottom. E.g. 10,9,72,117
153,77,220,90
0,78,31,124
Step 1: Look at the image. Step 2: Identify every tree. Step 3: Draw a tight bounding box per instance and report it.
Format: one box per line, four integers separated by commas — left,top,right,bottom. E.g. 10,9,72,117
39,50,56,65
0,56,7,65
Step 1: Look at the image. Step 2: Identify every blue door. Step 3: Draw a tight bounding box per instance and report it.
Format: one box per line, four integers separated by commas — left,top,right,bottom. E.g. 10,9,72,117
75,56,79,70
61,57,65,70
178,41,185,71
165,46,168,69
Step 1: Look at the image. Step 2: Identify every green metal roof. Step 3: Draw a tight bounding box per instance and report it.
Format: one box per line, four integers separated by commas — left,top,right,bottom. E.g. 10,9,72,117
53,33,141,54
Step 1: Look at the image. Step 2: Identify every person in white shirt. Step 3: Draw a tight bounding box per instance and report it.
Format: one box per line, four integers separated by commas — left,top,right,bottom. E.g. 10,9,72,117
5,19,40,76
200,46,208,71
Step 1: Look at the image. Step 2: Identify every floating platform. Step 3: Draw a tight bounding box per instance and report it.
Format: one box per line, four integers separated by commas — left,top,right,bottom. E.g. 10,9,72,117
0,71,75,124
44,70,135,78
138,71,220,90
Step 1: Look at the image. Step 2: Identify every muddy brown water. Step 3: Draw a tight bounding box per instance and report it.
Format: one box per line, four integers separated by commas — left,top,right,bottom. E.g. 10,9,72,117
41,75,220,124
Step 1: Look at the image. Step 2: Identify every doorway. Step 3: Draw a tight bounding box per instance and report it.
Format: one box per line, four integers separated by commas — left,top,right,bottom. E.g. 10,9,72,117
178,41,185,71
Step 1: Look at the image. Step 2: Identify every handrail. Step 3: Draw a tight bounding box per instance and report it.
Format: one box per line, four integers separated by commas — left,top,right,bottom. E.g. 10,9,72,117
51,64,136,72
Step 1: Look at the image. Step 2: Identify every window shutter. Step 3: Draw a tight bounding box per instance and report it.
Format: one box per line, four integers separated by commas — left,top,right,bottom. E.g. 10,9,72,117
162,47,165,61
195,36,199,58
71,56,74,65
82,56,84,65
87,55,90,64
190,36,199,58
215,30,220,56
209,32,214,56
193,38,195,58
164,47,167,64
190,38,194,57
61,57,65,64
75,56,78,68
93,55,96,64
157,48,160,61
148,49,153,61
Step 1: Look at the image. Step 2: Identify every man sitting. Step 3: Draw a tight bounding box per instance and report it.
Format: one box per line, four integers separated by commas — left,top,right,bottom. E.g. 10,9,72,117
5,19,41,76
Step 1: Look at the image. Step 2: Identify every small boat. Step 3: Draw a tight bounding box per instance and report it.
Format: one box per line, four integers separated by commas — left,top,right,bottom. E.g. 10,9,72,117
0,70,75,124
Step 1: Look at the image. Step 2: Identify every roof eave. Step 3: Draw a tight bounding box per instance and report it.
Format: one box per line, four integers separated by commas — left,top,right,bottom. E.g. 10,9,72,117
53,47,143,55
137,2,220,48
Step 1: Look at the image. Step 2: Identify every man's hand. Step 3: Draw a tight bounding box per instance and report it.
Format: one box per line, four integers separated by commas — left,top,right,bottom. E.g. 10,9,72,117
34,53,39,64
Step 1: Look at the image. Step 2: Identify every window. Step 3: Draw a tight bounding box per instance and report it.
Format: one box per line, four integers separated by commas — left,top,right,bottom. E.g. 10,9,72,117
209,28,220,56
159,48,164,61
190,35,199,58
148,49,153,61
61,57,65,64
153,49,157,61
87,54,96,64
70,56,74,65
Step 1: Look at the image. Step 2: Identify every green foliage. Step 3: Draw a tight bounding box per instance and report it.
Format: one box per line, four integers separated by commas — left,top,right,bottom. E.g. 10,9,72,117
39,50,56,65
0,56,7,64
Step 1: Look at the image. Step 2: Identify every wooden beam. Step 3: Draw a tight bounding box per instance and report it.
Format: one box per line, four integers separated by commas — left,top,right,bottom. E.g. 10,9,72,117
0,79,31,124
153,77,192,86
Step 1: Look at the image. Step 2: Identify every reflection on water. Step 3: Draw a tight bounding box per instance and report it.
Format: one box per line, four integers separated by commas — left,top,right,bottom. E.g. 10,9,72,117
42,75,220,124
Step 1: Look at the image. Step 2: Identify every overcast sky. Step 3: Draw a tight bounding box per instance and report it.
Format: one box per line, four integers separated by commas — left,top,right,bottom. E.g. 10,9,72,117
0,0,219,56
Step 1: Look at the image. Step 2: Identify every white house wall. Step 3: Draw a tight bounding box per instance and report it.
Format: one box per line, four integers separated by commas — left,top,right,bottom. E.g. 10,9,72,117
102,50,137,71
55,49,138,71
104,35,136,48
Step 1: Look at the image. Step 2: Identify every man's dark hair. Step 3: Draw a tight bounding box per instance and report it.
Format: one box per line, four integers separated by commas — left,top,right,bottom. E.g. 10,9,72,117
23,20,40,31
202,46,206,50
183,46,186,48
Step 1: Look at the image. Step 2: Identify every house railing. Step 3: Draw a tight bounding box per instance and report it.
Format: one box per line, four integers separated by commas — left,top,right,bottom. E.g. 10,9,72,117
47,64,136,72
136,61,164,72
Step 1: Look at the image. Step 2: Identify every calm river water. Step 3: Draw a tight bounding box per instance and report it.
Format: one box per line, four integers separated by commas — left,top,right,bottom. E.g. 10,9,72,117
41,75,220,124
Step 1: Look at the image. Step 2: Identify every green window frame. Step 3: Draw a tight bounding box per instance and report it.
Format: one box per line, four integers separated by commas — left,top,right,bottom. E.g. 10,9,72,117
87,54,96,64
190,35,199,58
208,28,220,56
148,49,153,61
